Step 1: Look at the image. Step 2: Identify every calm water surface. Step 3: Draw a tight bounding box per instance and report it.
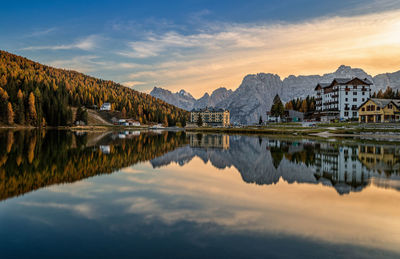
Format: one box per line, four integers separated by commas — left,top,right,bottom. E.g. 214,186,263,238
0,130,399,258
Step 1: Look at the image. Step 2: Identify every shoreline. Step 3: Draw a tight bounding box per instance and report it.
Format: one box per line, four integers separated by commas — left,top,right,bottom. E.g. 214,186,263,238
3,124,400,139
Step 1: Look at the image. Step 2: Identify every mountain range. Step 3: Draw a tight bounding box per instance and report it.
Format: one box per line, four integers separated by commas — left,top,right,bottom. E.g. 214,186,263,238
149,134,400,195
150,65,400,124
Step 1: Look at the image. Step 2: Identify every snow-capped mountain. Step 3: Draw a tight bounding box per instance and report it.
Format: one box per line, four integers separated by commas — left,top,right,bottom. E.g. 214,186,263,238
150,65,400,124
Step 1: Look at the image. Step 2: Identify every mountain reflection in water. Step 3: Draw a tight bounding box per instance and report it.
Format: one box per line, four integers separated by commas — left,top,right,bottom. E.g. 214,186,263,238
0,130,399,202
1,130,400,258
151,133,400,195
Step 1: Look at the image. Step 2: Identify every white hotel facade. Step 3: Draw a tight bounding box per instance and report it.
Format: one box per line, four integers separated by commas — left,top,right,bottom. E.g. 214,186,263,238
315,78,373,121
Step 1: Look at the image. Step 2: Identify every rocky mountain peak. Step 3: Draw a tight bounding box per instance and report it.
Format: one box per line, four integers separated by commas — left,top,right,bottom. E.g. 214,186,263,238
178,89,194,99
150,66,400,125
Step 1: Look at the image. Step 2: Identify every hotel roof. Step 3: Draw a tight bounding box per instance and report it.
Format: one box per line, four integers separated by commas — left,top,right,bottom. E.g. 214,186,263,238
190,107,227,112
315,77,373,90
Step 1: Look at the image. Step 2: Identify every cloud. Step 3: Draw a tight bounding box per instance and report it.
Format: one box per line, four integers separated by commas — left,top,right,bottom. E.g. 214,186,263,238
122,81,147,88
48,55,105,73
21,34,101,51
26,27,58,38
19,201,96,219
118,9,400,97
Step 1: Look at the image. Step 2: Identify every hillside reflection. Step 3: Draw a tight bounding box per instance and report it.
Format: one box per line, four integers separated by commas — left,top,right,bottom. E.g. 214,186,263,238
0,130,188,201
1,130,400,202
151,133,400,194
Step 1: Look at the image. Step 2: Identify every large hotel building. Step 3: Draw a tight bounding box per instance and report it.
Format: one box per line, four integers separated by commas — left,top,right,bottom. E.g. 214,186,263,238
315,77,373,122
190,107,230,127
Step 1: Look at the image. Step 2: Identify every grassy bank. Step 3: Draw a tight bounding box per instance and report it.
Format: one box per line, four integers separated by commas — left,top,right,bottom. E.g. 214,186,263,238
186,126,326,135
186,125,400,136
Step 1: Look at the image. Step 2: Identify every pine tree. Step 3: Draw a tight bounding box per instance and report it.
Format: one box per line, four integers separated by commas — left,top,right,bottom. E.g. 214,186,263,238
285,101,294,110
75,106,87,124
197,115,203,127
259,115,263,125
16,90,25,124
28,92,37,125
163,115,168,126
0,87,9,122
300,99,308,113
6,102,14,125
0,75,7,88
270,94,284,118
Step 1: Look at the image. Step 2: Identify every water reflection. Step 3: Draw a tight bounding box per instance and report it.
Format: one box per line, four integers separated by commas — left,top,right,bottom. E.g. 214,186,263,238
151,133,400,195
1,130,400,202
0,130,188,201
1,130,400,258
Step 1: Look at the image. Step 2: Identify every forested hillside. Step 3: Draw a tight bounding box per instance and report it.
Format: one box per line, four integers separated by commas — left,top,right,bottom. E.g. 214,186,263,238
0,50,189,126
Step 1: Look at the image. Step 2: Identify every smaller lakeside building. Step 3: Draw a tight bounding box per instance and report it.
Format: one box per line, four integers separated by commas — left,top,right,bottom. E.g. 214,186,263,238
265,110,304,123
190,107,230,127
100,102,111,111
358,98,400,123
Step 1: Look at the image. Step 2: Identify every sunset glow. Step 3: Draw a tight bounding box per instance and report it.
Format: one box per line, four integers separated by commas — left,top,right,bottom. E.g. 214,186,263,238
1,1,400,97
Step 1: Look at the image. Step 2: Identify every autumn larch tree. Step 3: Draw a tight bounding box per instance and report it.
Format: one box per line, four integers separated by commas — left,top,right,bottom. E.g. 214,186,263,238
28,92,37,125
7,102,14,125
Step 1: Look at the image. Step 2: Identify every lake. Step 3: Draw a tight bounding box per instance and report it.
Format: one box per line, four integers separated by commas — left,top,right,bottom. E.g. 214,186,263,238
0,130,399,258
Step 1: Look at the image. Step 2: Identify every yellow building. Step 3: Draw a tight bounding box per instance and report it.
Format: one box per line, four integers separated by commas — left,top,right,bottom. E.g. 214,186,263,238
358,98,400,123
190,107,230,127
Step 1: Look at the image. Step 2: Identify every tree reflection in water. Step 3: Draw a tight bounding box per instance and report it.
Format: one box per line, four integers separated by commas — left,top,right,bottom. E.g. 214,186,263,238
1,130,400,202
0,130,188,201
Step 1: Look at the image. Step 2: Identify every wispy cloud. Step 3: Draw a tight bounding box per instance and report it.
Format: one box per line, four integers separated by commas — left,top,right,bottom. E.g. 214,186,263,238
122,81,147,88
26,27,58,38
19,201,96,219
117,9,400,97
21,34,101,51
48,55,105,73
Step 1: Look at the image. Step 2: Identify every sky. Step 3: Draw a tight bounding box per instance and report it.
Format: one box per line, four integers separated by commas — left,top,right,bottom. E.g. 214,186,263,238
1,0,400,97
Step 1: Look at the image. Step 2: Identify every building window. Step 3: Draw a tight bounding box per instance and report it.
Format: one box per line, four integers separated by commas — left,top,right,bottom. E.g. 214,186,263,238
345,98,348,101
377,107,380,111
353,98,357,102
353,92,357,95
388,104,393,109
362,92,365,95
353,112,357,116
353,85,357,89
362,108,365,111
346,92,348,95
344,112,349,116
362,98,365,102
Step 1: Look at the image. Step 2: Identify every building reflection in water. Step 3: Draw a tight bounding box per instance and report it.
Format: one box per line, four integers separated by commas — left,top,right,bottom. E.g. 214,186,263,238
189,133,229,149
152,134,400,195
358,144,400,174
314,143,373,193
